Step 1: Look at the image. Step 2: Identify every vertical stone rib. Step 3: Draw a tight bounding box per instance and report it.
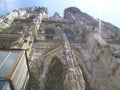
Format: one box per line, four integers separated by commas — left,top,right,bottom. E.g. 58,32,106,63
59,26,85,90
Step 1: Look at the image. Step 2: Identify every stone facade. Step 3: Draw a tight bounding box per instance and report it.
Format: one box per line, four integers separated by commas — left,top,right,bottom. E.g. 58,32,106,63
0,6,120,90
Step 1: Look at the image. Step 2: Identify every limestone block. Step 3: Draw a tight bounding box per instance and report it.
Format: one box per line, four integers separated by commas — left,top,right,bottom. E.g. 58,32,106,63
113,64,120,81
38,13,43,20
101,29,116,39
18,10,26,17
0,22,9,29
110,45,120,54
109,75,120,89
4,11,19,24
101,51,112,65
42,12,47,19
37,35,45,40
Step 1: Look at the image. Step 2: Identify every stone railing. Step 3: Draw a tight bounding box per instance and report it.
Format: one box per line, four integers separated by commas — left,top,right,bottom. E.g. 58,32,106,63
0,34,20,40
44,42,63,55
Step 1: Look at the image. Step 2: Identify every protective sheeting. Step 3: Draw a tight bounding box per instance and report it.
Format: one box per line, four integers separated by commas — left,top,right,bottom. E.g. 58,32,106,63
0,81,11,90
0,51,20,78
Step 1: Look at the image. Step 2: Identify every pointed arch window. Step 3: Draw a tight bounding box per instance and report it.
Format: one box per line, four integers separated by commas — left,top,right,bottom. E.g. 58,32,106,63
45,29,55,40
64,29,74,41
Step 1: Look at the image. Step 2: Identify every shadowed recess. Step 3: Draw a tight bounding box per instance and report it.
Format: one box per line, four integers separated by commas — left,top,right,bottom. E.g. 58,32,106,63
45,57,64,90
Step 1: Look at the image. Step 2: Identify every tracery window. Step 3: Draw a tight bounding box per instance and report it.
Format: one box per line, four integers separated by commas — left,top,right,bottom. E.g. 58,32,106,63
64,29,74,41
45,29,55,40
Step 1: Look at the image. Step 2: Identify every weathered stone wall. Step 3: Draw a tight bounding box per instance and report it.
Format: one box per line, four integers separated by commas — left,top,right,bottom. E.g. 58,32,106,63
1,6,120,90
85,32,120,89
64,7,120,43
63,7,120,90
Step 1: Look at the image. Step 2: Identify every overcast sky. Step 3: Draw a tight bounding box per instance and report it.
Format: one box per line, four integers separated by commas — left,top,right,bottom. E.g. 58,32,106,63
0,0,120,28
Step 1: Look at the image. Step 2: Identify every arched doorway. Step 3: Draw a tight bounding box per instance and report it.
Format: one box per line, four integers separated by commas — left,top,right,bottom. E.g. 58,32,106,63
45,57,64,90
45,29,55,40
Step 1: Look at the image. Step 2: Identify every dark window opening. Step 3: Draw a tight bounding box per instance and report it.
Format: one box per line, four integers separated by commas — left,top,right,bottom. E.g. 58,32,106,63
45,29,55,40
64,29,74,41
28,15,36,19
